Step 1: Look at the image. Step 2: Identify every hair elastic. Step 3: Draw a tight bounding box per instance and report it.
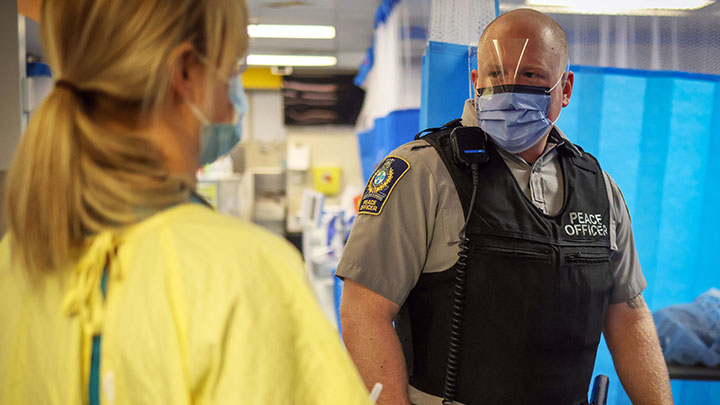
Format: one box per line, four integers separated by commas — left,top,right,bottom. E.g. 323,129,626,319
55,80,81,93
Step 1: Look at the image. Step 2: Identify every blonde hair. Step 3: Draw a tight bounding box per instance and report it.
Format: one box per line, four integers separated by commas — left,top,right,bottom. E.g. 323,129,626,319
4,0,248,271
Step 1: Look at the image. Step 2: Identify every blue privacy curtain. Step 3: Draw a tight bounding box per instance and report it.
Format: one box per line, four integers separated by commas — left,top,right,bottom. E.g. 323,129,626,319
561,66,720,404
357,110,421,181
419,41,477,129
419,0,496,129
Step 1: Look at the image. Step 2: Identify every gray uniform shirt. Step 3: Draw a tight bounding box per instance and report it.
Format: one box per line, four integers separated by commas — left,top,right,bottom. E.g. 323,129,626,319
337,99,647,405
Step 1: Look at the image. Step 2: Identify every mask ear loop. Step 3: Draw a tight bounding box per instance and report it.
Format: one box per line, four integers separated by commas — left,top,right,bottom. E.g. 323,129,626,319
546,59,571,127
186,101,211,125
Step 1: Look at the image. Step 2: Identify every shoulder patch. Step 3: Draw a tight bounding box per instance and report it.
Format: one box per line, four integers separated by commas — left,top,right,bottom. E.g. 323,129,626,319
358,156,410,216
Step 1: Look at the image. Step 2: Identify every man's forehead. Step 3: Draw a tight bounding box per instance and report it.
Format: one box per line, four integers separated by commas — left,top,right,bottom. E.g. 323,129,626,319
478,38,560,62
479,34,557,55
480,10,565,55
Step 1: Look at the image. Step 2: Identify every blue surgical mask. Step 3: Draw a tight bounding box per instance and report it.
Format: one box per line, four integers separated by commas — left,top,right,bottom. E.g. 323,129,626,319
475,75,563,154
187,75,248,166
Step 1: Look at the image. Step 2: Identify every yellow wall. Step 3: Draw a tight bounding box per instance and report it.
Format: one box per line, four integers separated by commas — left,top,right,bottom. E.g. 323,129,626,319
18,0,41,21
242,68,283,90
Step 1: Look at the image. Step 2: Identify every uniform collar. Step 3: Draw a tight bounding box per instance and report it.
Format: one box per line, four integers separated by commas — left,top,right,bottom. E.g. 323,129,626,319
460,98,582,158
548,126,582,158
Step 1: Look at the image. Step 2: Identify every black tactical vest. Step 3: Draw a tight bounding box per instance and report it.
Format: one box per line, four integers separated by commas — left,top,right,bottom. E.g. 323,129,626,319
396,124,614,405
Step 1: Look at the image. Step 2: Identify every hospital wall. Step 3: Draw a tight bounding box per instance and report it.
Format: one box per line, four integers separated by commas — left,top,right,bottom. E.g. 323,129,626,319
0,5,24,237
285,128,364,229
0,7,23,173
238,89,364,232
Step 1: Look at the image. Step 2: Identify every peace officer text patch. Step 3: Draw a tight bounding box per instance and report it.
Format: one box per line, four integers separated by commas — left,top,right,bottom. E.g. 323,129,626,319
359,156,410,216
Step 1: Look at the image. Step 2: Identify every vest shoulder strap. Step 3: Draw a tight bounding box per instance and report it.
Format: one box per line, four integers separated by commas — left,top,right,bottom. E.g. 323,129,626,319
414,118,462,140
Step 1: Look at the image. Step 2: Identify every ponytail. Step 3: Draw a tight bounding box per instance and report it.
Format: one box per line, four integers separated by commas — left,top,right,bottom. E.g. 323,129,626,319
5,87,83,271
4,85,190,272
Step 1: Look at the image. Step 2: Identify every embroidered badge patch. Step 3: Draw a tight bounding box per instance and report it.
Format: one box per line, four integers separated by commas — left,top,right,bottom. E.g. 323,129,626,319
359,156,410,216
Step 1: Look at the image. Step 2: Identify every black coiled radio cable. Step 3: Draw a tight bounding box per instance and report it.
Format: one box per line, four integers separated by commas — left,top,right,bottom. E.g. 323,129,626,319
442,163,480,405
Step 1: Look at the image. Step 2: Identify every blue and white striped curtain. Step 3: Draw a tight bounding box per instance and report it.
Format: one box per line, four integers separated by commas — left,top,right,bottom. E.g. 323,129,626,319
419,0,496,129
355,0,430,182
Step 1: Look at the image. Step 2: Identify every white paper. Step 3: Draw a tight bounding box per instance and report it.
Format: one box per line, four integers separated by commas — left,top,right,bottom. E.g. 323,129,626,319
287,143,311,171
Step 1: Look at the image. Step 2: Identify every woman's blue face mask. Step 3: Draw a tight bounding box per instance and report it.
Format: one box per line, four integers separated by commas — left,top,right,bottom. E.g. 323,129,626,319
186,64,248,167
474,74,564,154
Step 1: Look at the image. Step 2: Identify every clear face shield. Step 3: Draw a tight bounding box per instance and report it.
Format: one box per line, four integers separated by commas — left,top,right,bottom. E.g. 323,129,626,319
473,38,568,97
469,38,569,154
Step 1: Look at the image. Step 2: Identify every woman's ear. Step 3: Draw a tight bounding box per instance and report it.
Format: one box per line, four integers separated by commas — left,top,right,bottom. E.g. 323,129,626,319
169,42,202,104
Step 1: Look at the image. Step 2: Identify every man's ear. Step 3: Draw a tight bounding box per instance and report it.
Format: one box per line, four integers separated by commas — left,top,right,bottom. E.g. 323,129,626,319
562,70,574,107
169,42,200,103
470,69,479,90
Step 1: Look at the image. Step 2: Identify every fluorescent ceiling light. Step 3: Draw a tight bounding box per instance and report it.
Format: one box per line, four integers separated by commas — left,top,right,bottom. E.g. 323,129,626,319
247,54,338,67
247,24,336,39
526,0,714,13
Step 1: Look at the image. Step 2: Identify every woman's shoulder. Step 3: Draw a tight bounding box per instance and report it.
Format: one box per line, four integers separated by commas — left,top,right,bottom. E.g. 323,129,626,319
149,204,284,241
127,203,303,274
124,204,308,321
